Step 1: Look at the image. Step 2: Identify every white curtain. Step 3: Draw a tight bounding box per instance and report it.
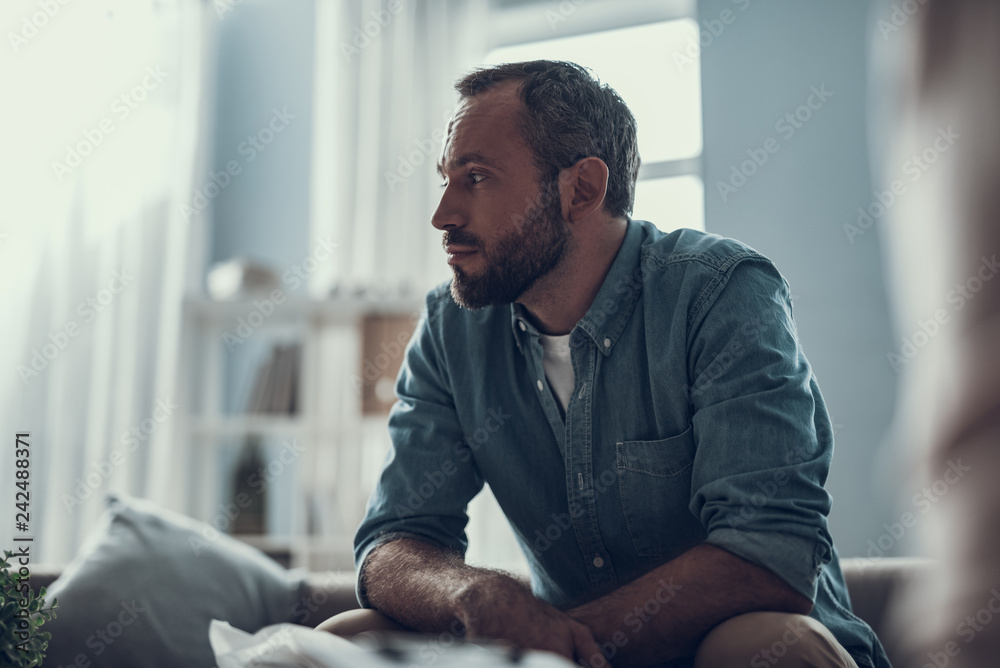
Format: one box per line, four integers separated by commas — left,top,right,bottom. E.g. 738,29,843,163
307,0,533,572
309,0,490,297
0,0,212,563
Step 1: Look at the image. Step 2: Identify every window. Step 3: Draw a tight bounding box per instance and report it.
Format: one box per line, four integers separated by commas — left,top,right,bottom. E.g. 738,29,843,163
483,18,704,232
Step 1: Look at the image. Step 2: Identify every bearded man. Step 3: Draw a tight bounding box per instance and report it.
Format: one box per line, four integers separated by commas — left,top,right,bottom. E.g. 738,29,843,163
320,60,890,668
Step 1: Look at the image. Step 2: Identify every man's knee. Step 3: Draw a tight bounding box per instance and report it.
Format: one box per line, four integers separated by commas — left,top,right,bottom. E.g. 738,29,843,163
694,612,858,668
316,608,409,637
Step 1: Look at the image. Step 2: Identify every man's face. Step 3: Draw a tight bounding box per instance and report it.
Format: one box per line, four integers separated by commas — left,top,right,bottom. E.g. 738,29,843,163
433,84,570,310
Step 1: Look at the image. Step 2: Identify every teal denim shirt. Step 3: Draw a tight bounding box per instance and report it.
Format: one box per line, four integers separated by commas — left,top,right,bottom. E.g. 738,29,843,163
355,219,890,668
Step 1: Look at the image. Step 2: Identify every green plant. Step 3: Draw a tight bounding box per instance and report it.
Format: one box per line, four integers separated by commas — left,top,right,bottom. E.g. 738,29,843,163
1,550,57,667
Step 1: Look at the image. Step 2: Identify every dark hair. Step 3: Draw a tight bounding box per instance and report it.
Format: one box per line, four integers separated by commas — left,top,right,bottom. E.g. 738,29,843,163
455,60,640,219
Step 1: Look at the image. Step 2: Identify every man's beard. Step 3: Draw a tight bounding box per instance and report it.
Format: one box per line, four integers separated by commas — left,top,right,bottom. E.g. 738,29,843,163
446,190,570,310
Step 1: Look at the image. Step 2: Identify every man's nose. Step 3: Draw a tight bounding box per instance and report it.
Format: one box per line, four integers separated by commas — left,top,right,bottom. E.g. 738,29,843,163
431,185,465,231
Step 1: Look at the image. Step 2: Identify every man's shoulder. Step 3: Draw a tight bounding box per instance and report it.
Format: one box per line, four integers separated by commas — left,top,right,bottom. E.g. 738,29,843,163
635,221,770,274
632,222,787,322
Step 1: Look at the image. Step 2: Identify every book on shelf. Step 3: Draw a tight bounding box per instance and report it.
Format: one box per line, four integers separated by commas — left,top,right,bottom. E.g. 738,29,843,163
247,342,301,415
231,342,301,537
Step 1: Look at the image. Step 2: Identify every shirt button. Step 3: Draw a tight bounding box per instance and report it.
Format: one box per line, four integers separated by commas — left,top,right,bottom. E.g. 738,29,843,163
593,555,605,568
603,337,611,349
536,379,544,391
518,320,526,331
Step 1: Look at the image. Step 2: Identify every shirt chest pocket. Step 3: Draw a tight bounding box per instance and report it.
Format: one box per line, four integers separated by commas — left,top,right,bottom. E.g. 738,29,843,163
616,426,699,557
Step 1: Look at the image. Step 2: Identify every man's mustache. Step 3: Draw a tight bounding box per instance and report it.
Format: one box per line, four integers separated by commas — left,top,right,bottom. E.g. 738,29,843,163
442,231,482,250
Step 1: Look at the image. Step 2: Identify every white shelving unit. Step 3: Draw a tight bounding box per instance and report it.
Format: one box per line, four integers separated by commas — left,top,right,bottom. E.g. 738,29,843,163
178,293,421,570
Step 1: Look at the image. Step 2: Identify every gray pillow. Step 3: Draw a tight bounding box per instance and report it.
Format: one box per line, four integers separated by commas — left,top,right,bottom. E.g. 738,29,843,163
42,493,307,668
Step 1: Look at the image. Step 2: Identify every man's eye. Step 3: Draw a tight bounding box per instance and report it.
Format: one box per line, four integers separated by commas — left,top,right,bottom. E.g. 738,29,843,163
439,173,485,187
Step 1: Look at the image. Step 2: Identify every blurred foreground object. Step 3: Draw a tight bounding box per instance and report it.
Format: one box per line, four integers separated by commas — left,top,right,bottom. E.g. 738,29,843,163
210,621,574,668
879,2,1000,666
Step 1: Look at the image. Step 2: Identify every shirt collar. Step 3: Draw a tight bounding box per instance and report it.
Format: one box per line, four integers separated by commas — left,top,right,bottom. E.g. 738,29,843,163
510,218,645,357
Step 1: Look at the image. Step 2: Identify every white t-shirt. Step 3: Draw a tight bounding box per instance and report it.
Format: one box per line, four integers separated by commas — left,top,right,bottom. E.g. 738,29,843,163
539,332,575,416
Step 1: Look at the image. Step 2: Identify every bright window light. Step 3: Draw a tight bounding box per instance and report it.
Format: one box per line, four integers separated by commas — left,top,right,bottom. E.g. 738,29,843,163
633,175,704,232
484,19,703,163
483,19,704,232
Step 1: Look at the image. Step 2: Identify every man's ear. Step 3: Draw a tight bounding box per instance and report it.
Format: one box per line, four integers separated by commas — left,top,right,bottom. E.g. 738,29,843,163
560,157,610,223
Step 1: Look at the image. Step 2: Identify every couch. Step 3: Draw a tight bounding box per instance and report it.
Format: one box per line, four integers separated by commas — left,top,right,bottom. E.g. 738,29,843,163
29,557,929,667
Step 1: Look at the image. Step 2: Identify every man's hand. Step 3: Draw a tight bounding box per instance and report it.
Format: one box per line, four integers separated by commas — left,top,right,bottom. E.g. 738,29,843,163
452,573,606,666
363,538,608,666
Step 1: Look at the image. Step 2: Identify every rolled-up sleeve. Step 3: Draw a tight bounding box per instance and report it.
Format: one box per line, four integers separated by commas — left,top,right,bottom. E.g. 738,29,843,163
686,258,834,603
353,293,485,607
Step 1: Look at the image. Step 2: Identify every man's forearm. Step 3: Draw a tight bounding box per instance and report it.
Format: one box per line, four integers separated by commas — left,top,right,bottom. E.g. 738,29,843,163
362,537,523,633
568,543,813,666
364,538,606,663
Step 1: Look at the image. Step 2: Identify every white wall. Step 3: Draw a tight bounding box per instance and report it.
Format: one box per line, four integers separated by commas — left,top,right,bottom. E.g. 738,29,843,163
209,0,315,275
206,0,905,561
698,0,899,557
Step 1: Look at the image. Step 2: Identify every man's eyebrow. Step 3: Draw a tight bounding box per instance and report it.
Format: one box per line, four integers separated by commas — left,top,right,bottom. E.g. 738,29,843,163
436,152,498,178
